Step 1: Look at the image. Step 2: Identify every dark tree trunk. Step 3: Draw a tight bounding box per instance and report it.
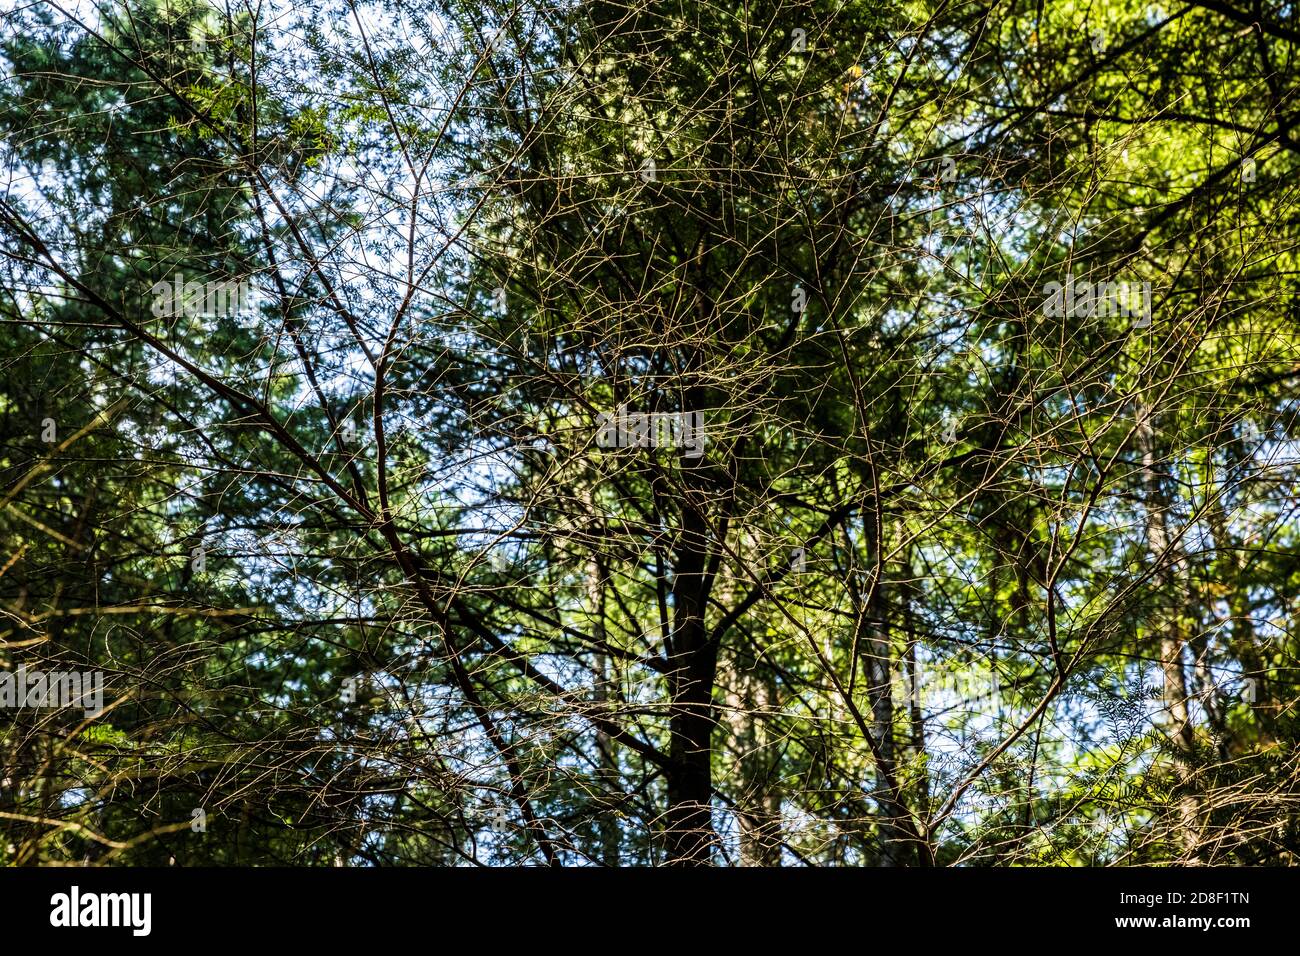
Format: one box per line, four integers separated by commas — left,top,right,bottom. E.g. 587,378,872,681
664,498,718,865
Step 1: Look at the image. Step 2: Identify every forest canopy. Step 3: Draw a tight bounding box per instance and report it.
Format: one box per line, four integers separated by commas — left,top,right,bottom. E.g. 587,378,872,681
0,0,1298,866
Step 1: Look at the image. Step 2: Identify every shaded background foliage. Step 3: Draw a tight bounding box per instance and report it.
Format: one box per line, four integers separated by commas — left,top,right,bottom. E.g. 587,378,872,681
0,0,1298,865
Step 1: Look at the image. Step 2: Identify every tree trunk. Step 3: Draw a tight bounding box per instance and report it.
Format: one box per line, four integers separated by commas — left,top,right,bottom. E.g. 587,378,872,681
727,661,782,866
665,503,718,865
860,512,909,865
1138,401,1200,861
586,551,620,866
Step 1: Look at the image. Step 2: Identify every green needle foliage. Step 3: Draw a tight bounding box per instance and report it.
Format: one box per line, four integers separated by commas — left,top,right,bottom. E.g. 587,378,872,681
0,0,1297,865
